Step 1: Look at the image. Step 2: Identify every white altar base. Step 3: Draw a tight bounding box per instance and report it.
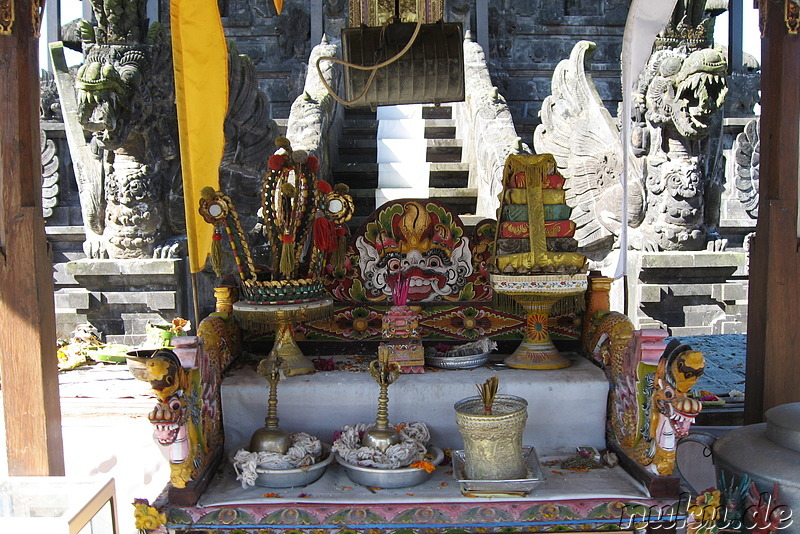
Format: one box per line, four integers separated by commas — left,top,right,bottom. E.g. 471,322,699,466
221,354,608,457
199,452,648,507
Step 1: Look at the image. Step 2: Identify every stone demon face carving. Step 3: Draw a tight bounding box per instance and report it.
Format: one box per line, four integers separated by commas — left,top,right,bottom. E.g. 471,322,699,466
356,201,473,302
645,157,706,249
77,44,150,151
644,47,728,140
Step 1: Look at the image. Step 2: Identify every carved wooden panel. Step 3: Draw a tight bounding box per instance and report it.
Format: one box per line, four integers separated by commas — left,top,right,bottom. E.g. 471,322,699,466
1,0,13,34
349,0,443,26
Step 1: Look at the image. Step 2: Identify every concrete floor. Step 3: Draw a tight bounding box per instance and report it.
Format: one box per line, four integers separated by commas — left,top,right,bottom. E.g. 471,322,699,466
0,364,170,534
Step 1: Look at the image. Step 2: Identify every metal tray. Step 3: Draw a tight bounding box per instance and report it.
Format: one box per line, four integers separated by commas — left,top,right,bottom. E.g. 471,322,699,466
337,446,444,489
452,446,545,496
253,444,334,488
425,351,491,369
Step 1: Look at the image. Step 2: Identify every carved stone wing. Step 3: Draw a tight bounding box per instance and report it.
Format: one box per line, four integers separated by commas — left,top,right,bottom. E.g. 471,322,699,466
733,117,760,218
534,41,645,253
40,130,60,219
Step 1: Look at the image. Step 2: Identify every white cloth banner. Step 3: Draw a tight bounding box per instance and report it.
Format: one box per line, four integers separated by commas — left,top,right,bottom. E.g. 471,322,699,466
616,0,680,279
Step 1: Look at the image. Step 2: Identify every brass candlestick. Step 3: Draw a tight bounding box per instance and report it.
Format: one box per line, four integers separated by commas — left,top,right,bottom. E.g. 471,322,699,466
250,357,292,453
362,354,402,452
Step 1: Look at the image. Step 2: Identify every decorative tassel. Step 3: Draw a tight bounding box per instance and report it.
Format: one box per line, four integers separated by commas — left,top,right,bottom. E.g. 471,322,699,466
279,234,295,277
211,228,224,278
552,293,585,318
312,215,337,252
331,227,347,272
493,290,524,316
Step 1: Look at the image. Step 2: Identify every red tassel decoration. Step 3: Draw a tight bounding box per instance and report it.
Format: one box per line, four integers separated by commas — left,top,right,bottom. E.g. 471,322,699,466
313,216,337,252
211,227,224,278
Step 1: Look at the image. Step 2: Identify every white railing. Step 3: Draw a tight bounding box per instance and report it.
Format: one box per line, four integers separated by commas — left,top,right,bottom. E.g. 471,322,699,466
452,33,531,218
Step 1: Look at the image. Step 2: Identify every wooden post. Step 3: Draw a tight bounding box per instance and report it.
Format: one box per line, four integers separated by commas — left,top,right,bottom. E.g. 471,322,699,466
0,0,65,475
744,0,800,424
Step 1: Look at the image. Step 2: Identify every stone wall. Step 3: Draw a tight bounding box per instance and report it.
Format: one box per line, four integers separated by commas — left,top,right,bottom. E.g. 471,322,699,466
168,0,627,138
627,251,749,336
57,259,189,344
477,0,627,139
161,0,348,121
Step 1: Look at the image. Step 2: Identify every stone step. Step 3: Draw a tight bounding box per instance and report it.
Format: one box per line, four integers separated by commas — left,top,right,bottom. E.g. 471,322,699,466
338,138,463,164
424,119,457,139
341,119,378,138
428,187,479,215
334,162,469,189
45,205,84,227
341,117,457,140
342,106,450,120
46,225,86,242
421,105,453,119
638,282,749,304
343,107,377,120
273,118,288,137
349,186,477,216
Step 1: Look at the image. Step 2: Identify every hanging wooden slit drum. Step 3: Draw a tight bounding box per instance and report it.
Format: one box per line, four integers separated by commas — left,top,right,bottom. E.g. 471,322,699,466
341,21,465,107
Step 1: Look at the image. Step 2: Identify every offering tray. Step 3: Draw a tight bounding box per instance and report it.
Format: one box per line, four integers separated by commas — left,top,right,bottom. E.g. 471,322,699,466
425,351,491,370
336,446,444,489
452,446,544,496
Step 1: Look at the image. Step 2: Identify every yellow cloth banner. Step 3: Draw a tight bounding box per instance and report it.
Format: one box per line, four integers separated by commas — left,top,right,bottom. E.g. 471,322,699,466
171,0,228,273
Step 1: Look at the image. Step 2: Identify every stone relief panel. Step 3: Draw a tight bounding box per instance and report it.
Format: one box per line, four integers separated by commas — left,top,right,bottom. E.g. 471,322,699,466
485,0,627,136
564,0,602,17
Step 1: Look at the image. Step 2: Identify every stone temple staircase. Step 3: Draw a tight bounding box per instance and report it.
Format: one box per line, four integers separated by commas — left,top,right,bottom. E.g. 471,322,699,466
332,105,479,230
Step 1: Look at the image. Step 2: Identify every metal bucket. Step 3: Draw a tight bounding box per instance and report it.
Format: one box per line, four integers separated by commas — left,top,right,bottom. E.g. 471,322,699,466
454,394,528,480
712,402,800,533
341,21,465,108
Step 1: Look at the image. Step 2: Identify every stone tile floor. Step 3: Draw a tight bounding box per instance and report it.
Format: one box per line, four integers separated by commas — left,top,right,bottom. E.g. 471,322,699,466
669,334,747,396
1,364,170,534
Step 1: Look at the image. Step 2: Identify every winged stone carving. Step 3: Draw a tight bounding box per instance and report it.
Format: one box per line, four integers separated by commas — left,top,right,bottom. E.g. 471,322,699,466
535,36,727,253
534,41,646,255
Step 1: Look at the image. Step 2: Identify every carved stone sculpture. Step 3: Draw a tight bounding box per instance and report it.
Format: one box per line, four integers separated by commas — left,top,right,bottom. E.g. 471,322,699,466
59,0,276,259
535,41,645,255
534,2,728,253
40,130,60,219
733,118,760,218
74,1,180,258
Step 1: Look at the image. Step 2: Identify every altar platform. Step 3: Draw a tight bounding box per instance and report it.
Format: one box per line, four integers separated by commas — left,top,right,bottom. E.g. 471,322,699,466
221,354,609,457
167,451,666,533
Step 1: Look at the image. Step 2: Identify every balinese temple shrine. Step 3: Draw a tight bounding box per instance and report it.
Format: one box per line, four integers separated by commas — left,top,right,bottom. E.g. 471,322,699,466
1,0,799,533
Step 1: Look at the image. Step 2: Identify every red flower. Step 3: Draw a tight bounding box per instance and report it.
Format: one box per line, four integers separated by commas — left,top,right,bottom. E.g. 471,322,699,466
268,154,285,171
316,180,332,194
306,156,320,173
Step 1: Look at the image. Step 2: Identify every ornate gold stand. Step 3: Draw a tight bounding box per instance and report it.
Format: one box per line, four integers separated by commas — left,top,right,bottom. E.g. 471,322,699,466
233,297,333,376
491,274,587,370
250,357,291,453
362,355,402,452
